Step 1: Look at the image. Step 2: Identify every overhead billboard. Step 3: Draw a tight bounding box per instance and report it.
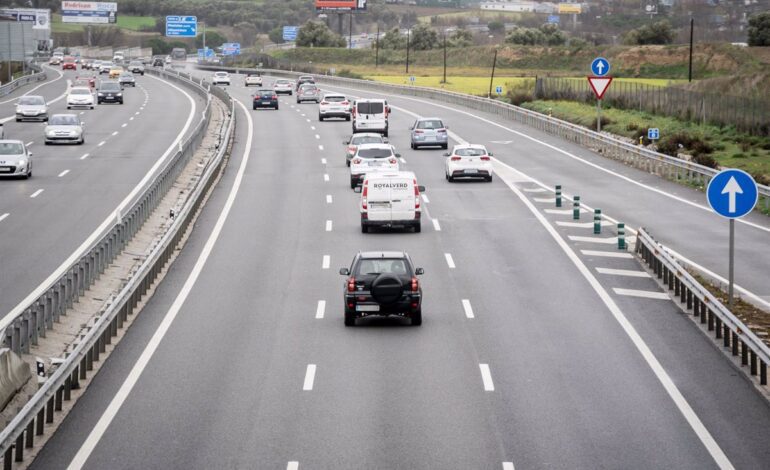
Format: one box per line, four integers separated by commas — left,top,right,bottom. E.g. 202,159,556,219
0,9,51,30
61,1,118,24
558,3,582,14
315,0,367,12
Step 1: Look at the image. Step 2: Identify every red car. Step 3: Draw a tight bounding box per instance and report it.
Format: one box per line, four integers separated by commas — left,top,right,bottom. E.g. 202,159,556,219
62,57,77,70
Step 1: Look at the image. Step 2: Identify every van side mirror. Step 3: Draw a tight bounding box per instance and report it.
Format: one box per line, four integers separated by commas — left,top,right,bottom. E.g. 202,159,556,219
488,151,493,156
343,139,349,145
395,153,401,158
418,185,426,192
382,137,389,143
415,267,424,275
353,186,362,193
339,268,350,275
443,152,450,157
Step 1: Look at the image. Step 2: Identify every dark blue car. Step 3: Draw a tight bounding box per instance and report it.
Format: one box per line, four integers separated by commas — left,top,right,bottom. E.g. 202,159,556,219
253,89,279,110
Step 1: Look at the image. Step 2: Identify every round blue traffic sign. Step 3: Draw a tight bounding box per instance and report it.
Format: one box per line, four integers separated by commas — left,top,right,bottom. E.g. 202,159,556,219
706,169,758,219
591,57,610,76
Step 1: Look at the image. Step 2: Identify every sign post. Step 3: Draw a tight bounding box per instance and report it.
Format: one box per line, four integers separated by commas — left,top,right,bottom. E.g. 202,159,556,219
588,57,611,132
647,127,660,142
706,169,759,307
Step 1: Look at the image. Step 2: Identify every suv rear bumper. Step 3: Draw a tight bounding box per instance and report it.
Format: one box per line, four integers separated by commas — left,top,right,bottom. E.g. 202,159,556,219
344,294,421,317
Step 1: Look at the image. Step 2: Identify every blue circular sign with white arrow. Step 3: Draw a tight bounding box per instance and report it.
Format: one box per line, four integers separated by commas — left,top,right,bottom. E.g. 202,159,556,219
706,169,758,219
591,57,610,77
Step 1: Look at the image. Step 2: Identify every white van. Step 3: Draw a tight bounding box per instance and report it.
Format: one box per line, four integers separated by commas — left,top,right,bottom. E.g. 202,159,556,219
352,99,390,136
357,171,425,233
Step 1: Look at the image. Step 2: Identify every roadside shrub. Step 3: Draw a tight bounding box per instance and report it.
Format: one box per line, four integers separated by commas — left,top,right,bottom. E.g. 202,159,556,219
752,172,770,185
691,139,714,156
731,152,748,159
336,69,365,80
692,154,719,168
626,122,639,131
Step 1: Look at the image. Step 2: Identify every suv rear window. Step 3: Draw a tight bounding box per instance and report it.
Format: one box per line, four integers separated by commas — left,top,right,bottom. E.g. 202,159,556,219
100,83,121,92
355,259,408,276
358,148,392,159
351,135,382,145
324,95,346,102
456,148,486,156
357,102,383,115
417,120,444,130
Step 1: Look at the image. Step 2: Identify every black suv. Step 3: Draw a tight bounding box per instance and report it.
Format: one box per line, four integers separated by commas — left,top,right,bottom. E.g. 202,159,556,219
97,81,123,105
339,251,424,326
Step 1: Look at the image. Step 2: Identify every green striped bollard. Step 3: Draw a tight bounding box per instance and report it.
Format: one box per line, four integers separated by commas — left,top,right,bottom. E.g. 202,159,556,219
555,185,562,208
573,196,581,220
594,209,601,234
618,223,626,250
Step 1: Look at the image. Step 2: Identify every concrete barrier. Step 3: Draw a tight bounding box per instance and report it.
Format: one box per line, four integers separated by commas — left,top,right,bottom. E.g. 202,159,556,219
0,350,31,411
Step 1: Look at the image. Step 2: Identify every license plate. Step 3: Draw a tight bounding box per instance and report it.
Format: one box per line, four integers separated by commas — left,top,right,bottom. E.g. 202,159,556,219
370,202,390,208
465,169,479,174
426,136,436,141
0,167,11,173
368,161,382,167
356,304,380,312
262,101,271,105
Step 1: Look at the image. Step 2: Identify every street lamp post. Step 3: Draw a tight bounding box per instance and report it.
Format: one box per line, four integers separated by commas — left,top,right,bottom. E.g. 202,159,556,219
442,30,447,84
375,24,380,68
405,28,410,74
488,48,498,99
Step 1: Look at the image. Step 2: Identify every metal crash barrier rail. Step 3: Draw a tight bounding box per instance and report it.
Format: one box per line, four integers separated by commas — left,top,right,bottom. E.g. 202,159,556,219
0,65,46,99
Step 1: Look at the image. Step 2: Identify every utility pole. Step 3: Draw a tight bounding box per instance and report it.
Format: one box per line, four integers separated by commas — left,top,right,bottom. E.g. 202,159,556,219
688,18,694,82
405,28,410,74
442,30,447,84
349,10,353,49
488,48,497,99
375,24,380,68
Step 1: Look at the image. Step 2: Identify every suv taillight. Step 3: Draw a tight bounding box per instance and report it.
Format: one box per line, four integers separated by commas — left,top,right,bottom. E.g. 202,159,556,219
450,156,461,161
438,128,447,133
347,145,356,154
414,179,420,209
388,157,397,164
414,129,424,134
348,277,356,292
411,277,419,291
480,156,490,161
352,158,362,165
272,94,278,100
320,101,328,105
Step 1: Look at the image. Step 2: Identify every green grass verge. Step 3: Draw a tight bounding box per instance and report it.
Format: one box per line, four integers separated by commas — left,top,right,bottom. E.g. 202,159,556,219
520,99,770,182
52,14,155,33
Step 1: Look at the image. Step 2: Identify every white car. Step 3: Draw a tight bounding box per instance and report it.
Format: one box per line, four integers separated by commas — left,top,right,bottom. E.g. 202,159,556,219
15,95,48,122
212,71,231,86
319,93,351,121
44,114,85,145
358,171,424,233
66,87,94,109
244,74,263,86
273,79,294,95
98,62,114,74
444,144,494,182
0,140,32,179
349,143,400,189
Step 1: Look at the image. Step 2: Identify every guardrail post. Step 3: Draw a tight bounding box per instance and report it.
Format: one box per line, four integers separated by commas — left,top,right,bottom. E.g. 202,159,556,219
36,409,44,435
742,342,748,365
573,196,580,220
555,185,562,207
4,447,12,470
715,317,722,338
25,421,33,448
14,433,23,462
750,351,757,376
594,209,601,234
618,223,626,250
761,361,767,385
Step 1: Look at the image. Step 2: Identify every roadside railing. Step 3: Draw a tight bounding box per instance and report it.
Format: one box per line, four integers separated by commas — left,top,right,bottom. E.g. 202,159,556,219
197,64,770,213
0,70,234,468
0,66,46,98
635,227,769,387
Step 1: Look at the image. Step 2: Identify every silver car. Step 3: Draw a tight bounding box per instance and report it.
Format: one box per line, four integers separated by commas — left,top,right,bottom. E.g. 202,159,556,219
127,60,145,75
0,140,32,179
410,117,448,150
44,114,85,145
119,72,136,87
297,84,321,104
15,95,48,122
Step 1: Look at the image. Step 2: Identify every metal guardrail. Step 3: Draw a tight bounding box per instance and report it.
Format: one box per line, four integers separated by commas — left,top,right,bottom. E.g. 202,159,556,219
198,64,770,213
0,65,46,99
635,228,769,386
0,70,234,468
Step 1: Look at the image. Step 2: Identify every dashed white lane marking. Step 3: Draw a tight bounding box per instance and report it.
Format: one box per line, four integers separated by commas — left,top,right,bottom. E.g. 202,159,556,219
315,134,320,139
555,220,613,228
323,174,329,182
306,118,311,123
129,117,134,121
326,194,333,204
318,144,324,151
111,131,118,136
569,235,622,245
26,141,33,146
322,255,330,269
287,462,299,470
0,213,8,222
479,364,495,391
613,288,670,300
311,125,316,130
302,114,306,117
321,158,327,164
30,189,44,198
400,157,407,164
316,300,326,319
545,208,589,215
523,187,546,193
303,364,317,391
121,123,127,128
533,197,554,203
462,299,474,319
503,463,515,470
596,267,651,278
134,111,139,115
79,112,84,115
421,194,429,203
97,141,105,147
325,220,332,231
581,250,633,259
432,219,441,231
444,253,456,268
58,170,70,177
80,153,89,160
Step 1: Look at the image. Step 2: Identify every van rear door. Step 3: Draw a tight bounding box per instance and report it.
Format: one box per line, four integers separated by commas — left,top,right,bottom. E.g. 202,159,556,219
388,177,415,222
366,179,392,222
358,101,385,128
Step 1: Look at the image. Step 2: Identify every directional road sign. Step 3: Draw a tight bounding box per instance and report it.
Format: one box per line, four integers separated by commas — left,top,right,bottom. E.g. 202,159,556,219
409,76,415,82
591,57,610,76
221,42,241,55
495,86,503,95
647,128,660,140
547,15,560,24
166,16,197,37
587,76,613,99
283,26,299,41
707,169,758,219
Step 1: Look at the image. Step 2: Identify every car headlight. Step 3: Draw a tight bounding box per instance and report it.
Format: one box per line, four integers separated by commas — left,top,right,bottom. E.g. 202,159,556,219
98,93,104,96
17,159,26,167
116,93,123,97
46,130,54,136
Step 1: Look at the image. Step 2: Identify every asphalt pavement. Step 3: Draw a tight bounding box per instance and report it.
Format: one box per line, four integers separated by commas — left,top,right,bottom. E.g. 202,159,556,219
28,73,770,470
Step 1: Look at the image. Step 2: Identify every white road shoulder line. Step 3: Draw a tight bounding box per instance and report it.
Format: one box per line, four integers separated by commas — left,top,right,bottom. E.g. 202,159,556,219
479,364,494,391
287,462,299,470
432,219,441,231
303,364,316,391
462,299,474,319
315,300,326,319
58,170,70,177
30,189,43,198
596,267,651,278
502,463,515,470
0,213,8,222
421,194,429,203
444,253,456,268
613,288,670,300
325,220,332,232
581,250,633,259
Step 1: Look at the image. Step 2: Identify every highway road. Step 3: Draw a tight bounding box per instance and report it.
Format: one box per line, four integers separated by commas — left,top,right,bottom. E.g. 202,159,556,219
29,73,770,469
0,66,207,320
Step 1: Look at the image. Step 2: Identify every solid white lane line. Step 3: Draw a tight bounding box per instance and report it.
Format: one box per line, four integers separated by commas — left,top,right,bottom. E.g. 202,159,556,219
64,86,215,470
323,174,329,182
318,144,324,151
30,189,44,198
432,219,441,231
479,364,494,391
596,267,651,278
613,288,671,300
58,170,70,177
568,235,620,244
80,153,89,160
97,141,105,147
421,194,430,203
303,364,316,391
26,141,33,146
0,213,8,222
315,134,320,139
503,463,515,470
321,158,327,164
399,157,406,164
462,299,474,319
287,462,299,470
326,194,333,204
444,253,456,268
316,300,326,319
322,255,330,269
326,220,332,231
581,250,633,259
111,131,118,136
555,220,613,228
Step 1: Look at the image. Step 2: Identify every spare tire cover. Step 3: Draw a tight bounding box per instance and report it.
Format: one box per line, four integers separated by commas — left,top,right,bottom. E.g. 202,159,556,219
371,274,404,305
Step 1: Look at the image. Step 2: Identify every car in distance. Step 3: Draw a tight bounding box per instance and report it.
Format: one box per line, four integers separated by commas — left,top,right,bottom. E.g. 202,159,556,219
152,56,165,67
343,132,387,166
273,79,294,95
253,89,279,110
445,144,493,182
410,117,448,150
49,55,62,66
339,251,424,326
0,140,33,179
97,81,123,104
15,95,48,122
44,114,85,145
358,171,424,233
318,93,351,122
295,75,315,91
349,143,400,189
244,74,263,87
352,99,389,136
212,71,231,86
109,66,124,79
127,60,145,74
66,86,94,109
62,56,77,70
99,62,114,74
119,72,136,87
296,83,321,104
